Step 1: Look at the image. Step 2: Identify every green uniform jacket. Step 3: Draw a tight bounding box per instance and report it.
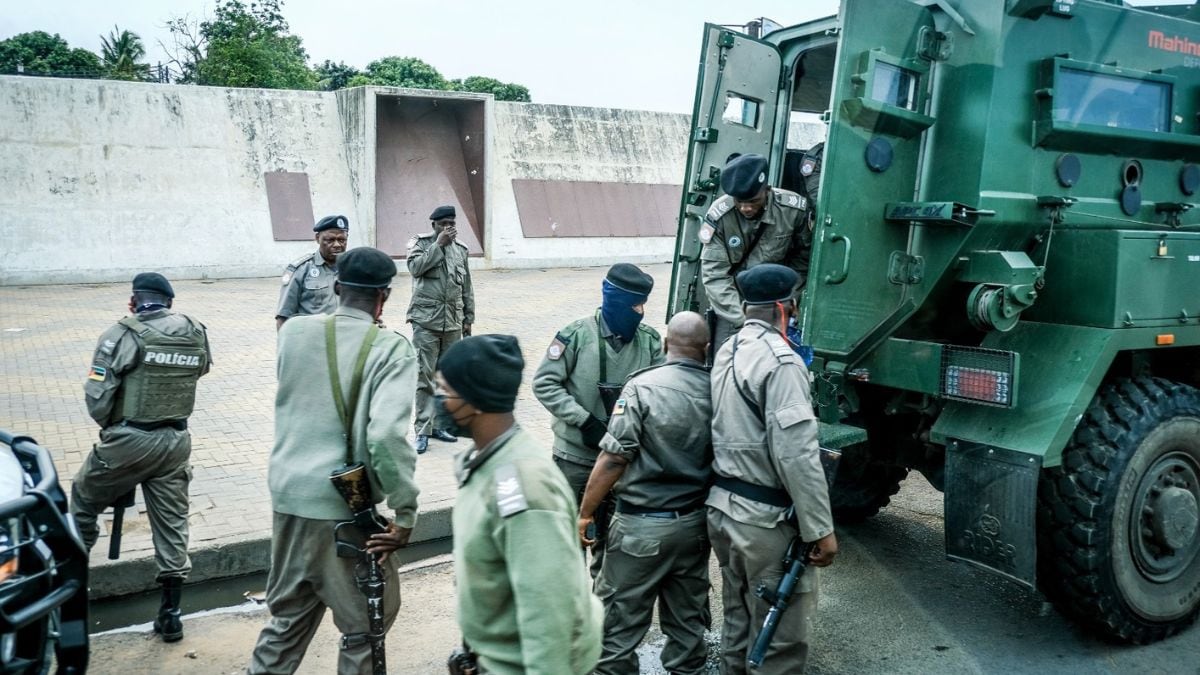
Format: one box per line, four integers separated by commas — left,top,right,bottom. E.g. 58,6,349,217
699,188,810,327
532,314,663,465
453,425,603,675
406,233,475,331
84,309,213,428
707,319,833,542
600,358,713,511
276,251,338,320
269,307,420,527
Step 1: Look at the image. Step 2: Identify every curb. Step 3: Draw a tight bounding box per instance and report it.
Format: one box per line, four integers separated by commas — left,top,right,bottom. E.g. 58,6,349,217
88,505,454,599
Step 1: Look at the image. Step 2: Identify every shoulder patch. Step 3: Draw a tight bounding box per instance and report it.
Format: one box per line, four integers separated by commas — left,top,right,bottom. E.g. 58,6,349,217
613,398,627,415
87,364,107,381
699,222,715,244
494,463,529,518
547,331,570,360
706,195,735,222
281,270,293,285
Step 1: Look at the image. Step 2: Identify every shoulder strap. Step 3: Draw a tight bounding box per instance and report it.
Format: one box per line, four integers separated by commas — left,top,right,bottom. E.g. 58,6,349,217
728,221,771,278
118,315,151,336
730,336,765,424
325,315,381,465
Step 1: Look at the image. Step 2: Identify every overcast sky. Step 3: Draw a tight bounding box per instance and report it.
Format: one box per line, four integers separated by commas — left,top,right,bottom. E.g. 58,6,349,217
1,0,843,113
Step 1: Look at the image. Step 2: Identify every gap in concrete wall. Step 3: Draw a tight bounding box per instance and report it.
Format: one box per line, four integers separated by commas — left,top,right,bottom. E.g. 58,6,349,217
374,94,486,257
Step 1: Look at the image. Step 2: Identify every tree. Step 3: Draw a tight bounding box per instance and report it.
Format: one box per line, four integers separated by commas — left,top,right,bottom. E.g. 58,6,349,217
359,56,448,90
0,31,102,78
451,75,531,102
100,26,150,81
166,0,316,89
314,59,359,91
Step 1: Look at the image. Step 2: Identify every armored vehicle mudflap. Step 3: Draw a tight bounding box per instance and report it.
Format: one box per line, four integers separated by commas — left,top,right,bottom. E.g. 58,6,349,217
817,422,868,449
945,441,1041,588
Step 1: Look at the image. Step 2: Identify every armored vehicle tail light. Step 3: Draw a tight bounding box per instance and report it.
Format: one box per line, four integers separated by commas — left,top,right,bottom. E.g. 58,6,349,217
1156,334,1175,346
940,346,1018,408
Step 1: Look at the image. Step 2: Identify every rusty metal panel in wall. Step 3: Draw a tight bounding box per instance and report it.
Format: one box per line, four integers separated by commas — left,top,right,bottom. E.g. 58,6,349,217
265,171,316,241
513,180,682,238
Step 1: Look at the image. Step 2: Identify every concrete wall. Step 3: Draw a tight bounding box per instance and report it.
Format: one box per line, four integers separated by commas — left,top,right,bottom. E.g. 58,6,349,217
0,76,825,285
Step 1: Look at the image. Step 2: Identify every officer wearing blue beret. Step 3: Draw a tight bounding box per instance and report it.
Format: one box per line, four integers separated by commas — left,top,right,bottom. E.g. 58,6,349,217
275,215,350,330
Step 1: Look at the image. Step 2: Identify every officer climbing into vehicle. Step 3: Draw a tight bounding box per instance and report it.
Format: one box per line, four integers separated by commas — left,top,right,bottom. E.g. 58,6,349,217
71,272,212,642
276,214,350,329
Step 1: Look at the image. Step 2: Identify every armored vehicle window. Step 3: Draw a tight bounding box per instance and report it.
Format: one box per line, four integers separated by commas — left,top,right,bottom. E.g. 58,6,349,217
722,94,761,128
1055,68,1171,133
870,62,919,112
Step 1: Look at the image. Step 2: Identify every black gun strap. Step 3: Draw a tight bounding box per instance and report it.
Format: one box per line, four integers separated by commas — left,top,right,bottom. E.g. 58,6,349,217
325,316,381,465
596,310,607,383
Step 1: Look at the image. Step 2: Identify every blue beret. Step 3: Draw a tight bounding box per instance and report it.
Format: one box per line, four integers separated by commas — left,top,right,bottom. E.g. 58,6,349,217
736,263,797,305
314,215,349,233
337,247,396,288
430,205,456,221
721,153,769,200
131,272,174,298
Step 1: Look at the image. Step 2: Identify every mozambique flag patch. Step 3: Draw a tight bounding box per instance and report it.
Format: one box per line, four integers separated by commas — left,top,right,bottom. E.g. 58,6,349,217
87,365,107,382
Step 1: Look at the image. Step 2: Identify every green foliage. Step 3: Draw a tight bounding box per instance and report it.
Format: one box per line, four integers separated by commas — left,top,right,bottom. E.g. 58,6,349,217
100,26,150,81
450,75,531,102
0,31,102,78
314,59,359,91
168,0,316,89
360,56,448,90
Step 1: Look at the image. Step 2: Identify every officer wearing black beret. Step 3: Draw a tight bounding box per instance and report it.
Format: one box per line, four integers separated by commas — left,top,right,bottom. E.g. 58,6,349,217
406,204,476,454
699,152,813,349
275,214,351,330
533,263,664,578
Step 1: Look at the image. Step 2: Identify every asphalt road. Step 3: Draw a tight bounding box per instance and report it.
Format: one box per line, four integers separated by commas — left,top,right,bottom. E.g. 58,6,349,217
89,476,1200,674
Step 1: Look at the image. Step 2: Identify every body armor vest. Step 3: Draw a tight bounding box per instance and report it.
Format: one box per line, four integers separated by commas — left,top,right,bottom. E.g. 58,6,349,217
115,315,207,423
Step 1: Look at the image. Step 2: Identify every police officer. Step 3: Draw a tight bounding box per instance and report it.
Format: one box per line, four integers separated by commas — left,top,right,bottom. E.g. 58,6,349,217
700,153,812,347
532,263,663,577
407,205,475,454
441,334,603,675
708,263,837,674
71,272,212,641
249,247,419,674
275,214,349,330
578,310,713,675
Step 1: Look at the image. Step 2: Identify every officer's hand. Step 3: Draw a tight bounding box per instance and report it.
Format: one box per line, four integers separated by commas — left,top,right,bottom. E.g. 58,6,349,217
579,415,608,450
436,227,456,247
577,515,595,548
367,522,413,562
808,532,838,567
462,323,472,337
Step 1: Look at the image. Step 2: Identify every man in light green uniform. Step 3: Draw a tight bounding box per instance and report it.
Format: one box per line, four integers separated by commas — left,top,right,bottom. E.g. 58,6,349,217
533,263,663,577
71,272,212,641
578,311,713,675
249,247,419,674
407,205,475,454
441,334,603,675
276,214,350,329
708,264,838,674
700,153,811,347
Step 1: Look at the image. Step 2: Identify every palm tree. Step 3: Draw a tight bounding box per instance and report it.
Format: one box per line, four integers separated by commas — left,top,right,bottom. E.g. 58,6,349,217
100,26,150,81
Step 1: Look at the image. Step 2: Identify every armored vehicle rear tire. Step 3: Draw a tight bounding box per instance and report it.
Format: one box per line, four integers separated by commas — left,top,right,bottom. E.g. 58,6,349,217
1038,377,1200,643
830,443,909,524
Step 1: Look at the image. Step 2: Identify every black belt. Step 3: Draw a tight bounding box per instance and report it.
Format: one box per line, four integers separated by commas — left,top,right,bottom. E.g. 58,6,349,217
616,500,704,519
713,475,791,508
123,419,187,431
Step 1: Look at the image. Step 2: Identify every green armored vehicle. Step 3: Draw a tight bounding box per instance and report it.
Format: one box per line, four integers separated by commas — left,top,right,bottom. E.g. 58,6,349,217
669,0,1200,643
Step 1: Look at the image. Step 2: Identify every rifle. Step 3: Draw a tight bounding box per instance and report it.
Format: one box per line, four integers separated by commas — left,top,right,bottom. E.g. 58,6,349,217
330,463,389,675
107,488,137,560
748,447,841,669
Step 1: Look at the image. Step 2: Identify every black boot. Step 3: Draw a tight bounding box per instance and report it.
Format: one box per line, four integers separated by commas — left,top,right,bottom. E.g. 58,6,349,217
153,577,184,642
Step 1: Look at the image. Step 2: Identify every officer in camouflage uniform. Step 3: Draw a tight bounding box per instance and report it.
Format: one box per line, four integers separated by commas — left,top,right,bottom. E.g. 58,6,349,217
71,272,212,642
407,205,475,454
700,153,812,347
533,263,663,578
579,310,713,675
708,264,838,674
275,215,349,330
443,335,603,675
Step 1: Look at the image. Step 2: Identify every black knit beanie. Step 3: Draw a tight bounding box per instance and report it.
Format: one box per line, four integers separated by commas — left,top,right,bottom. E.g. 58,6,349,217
439,335,524,413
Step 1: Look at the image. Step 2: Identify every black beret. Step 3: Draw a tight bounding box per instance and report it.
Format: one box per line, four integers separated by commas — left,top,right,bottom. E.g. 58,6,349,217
605,263,654,296
721,153,769,200
337,247,396,288
131,272,174,298
736,263,797,305
314,215,350,233
430,205,456,221
440,335,524,413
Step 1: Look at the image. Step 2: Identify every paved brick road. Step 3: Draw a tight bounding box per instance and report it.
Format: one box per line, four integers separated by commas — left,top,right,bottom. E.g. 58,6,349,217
0,263,672,582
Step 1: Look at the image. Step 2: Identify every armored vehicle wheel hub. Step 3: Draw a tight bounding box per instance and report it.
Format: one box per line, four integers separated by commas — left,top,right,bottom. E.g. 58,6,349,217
1133,452,1200,581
